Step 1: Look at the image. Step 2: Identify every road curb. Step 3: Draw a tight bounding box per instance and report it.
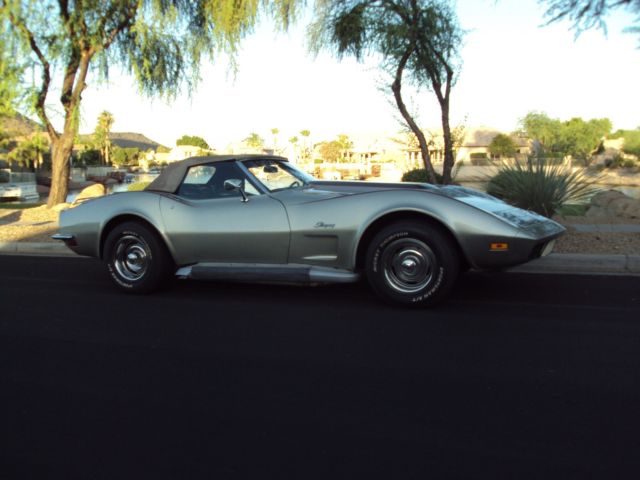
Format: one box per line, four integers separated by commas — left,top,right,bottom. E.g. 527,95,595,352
1,242,639,276
507,253,640,276
0,242,78,256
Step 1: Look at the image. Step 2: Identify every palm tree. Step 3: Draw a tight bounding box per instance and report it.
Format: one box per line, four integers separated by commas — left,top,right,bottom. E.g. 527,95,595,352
244,132,264,151
288,136,299,162
300,129,311,162
271,127,279,152
95,111,114,165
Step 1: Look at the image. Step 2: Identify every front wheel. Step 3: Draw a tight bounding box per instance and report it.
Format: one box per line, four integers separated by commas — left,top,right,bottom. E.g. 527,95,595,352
104,221,173,293
365,222,460,306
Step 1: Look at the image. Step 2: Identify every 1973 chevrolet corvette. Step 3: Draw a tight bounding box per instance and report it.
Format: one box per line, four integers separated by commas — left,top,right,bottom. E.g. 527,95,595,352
53,155,565,306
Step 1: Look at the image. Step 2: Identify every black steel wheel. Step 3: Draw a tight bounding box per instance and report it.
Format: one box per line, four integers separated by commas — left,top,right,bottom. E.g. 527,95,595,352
104,221,173,293
365,221,460,306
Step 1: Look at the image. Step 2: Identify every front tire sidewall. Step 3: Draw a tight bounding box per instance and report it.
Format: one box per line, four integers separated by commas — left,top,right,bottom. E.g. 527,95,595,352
366,223,459,306
104,222,171,294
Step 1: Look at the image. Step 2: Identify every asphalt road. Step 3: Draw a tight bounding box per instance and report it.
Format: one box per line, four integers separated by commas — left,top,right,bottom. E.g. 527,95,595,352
1,255,639,479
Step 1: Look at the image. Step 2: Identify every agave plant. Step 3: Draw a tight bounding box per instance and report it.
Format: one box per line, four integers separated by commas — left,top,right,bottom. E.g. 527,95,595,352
487,157,598,217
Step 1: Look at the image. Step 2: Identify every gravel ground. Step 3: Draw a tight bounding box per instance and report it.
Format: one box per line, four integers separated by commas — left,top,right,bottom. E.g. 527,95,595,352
552,215,640,254
0,206,60,243
1,206,639,255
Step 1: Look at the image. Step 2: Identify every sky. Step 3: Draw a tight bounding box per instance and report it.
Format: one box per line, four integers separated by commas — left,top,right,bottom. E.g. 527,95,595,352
64,0,640,150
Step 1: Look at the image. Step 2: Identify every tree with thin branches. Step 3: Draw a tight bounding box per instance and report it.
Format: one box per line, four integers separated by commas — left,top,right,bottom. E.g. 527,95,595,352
0,0,300,206
310,0,463,184
540,0,640,41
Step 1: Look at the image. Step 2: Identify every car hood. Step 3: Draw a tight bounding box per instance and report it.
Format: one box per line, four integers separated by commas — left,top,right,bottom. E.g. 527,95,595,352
308,181,565,238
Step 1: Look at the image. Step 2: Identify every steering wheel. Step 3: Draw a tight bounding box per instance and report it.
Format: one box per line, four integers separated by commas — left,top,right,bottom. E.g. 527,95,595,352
289,180,302,188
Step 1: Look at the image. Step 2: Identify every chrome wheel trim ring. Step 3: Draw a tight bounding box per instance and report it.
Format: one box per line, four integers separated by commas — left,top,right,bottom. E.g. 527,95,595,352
381,238,437,294
113,234,150,282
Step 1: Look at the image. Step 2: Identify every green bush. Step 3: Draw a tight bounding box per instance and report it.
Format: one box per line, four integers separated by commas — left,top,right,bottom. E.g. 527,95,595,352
401,168,443,184
487,157,597,217
604,154,624,168
127,181,151,191
469,152,491,166
621,130,640,157
80,149,102,166
112,146,140,167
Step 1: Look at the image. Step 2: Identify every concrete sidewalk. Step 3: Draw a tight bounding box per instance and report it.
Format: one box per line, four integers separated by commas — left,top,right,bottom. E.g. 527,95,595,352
1,241,639,276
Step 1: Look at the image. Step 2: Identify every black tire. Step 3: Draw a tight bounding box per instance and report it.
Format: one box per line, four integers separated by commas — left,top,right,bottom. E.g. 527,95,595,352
104,221,174,294
365,221,460,306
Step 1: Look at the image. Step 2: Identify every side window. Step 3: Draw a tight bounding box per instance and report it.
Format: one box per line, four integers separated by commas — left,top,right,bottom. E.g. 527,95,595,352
177,162,259,200
246,161,299,191
183,165,216,185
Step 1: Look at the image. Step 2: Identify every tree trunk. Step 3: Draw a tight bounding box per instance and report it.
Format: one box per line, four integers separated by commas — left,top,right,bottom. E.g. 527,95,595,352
392,46,437,184
440,100,454,184
47,135,73,207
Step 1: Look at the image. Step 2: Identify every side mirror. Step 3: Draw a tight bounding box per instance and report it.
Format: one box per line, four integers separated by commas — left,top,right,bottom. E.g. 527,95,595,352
224,179,248,203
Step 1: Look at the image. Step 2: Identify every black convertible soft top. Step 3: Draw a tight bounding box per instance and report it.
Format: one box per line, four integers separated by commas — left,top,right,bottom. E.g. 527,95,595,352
145,154,288,194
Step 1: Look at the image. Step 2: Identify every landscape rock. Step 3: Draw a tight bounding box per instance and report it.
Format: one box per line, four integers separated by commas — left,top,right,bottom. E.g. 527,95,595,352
590,190,627,208
73,183,105,205
585,205,608,217
586,190,640,219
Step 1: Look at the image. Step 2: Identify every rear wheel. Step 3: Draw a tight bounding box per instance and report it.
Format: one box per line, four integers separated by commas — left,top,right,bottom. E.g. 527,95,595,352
365,222,459,306
104,221,173,293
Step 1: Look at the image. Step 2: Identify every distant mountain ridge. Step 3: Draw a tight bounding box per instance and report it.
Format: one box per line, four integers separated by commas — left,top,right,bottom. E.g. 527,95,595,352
77,131,166,151
0,112,42,137
107,132,166,151
1,113,166,152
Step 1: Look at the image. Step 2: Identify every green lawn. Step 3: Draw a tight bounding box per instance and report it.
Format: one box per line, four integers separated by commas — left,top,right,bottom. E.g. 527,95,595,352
556,204,588,216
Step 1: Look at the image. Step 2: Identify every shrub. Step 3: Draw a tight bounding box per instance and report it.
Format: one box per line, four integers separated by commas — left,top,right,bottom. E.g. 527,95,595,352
80,149,102,166
401,168,443,184
469,152,491,166
605,154,625,168
487,157,597,217
621,130,640,157
127,181,151,192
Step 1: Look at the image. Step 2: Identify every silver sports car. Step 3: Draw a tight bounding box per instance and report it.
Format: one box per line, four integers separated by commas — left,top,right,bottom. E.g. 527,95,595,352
53,155,565,306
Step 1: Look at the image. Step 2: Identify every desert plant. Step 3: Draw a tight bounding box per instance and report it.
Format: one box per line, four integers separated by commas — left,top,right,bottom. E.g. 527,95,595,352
487,157,597,217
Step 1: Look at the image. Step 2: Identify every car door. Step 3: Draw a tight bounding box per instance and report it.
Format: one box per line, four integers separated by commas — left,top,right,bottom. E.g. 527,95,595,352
159,161,290,265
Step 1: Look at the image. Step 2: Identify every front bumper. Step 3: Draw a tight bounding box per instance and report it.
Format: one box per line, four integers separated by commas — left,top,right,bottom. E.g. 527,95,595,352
51,233,79,253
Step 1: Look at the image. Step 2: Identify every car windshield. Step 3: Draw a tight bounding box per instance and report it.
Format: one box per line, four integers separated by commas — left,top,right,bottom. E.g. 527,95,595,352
243,159,315,192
